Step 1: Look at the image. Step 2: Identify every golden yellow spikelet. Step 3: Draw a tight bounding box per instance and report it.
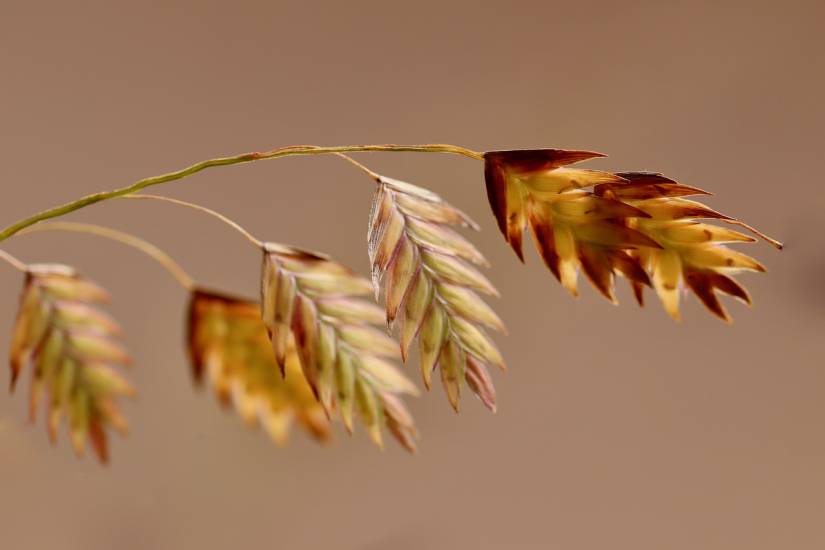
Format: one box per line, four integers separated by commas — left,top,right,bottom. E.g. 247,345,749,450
187,289,332,444
595,172,779,322
484,150,779,321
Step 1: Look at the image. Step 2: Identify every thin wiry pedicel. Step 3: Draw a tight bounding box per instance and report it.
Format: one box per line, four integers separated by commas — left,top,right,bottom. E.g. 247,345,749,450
10,264,133,464
368,175,503,412
484,149,779,322
259,243,418,451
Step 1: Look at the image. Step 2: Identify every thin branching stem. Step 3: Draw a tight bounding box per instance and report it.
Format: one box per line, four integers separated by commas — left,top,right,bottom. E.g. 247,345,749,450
121,194,264,249
334,153,381,181
0,249,28,272
18,222,196,290
0,144,483,242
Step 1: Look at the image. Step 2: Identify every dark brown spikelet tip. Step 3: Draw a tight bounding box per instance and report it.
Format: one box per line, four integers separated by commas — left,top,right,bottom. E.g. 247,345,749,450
259,244,418,451
9,264,133,464
485,149,607,174
481,151,780,321
187,289,331,445
368,174,505,413
483,147,621,263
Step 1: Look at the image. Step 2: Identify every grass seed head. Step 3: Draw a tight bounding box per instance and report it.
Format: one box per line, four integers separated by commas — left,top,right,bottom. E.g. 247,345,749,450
10,264,132,464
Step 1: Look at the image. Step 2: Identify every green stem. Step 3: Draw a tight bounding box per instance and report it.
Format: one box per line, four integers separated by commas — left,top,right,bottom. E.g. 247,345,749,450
0,144,483,242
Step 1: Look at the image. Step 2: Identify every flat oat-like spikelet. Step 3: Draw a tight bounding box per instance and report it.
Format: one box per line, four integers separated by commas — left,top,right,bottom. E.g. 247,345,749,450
484,149,657,302
9,264,133,464
484,149,777,321
260,244,419,451
594,172,778,321
187,289,331,444
368,175,503,413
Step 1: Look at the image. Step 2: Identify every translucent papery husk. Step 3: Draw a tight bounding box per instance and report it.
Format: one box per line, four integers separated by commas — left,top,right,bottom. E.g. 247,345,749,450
367,175,505,413
9,264,133,464
259,244,418,451
484,150,778,321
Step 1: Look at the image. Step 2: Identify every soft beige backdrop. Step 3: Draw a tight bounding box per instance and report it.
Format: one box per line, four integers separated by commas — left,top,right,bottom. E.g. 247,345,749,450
1,1,823,549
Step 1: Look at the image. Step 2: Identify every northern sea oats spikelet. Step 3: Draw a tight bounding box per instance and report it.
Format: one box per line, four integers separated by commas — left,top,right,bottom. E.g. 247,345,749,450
10,264,133,463
368,175,503,412
260,243,418,451
484,149,777,321
187,289,331,445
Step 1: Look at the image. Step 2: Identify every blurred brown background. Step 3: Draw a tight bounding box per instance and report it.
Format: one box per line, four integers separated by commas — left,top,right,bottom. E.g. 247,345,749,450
1,1,823,549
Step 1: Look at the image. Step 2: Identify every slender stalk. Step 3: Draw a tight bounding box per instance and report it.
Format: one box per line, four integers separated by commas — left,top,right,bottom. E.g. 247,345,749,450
0,249,28,272
0,144,483,242
121,194,264,248
334,153,381,181
17,222,196,290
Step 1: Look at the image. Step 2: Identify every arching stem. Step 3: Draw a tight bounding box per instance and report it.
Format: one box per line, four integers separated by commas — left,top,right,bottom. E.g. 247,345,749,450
0,143,483,242
121,194,264,249
18,222,196,290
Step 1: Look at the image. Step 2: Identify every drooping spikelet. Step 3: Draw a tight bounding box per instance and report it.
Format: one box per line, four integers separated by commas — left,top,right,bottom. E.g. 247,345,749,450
187,289,331,444
484,149,656,302
484,149,779,321
9,264,133,463
260,243,418,451
594,172,778,321
368,175,503,412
